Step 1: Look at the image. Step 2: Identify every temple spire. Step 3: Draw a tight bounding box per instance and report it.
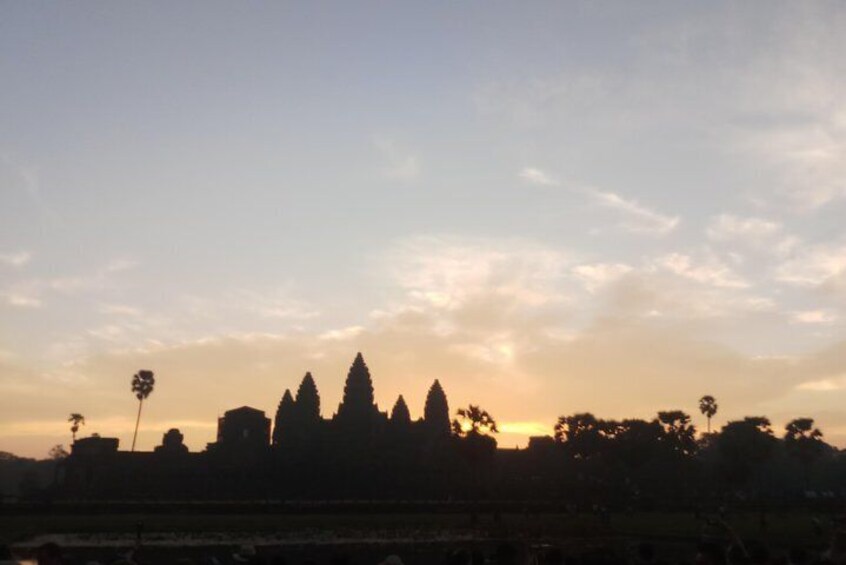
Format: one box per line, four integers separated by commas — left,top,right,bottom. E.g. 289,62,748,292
337,352,375,420
424,379,450,437
390,394,411,424
272,389,295,446
295,372,321,421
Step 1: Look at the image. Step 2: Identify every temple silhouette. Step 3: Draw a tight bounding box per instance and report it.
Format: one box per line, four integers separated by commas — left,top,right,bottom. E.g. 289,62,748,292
35,352,846,506
59,353,509,500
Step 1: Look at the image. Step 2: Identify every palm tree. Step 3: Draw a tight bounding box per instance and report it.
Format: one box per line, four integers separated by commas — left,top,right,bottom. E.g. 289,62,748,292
698,395,718,434
130,370,155,452
68,413,85,442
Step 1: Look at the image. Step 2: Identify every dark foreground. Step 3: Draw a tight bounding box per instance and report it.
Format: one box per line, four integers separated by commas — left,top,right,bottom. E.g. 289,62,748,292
3,509,843,564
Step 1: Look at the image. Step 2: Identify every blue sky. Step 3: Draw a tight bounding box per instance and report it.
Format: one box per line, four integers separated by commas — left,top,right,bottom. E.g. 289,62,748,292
2,2,846,457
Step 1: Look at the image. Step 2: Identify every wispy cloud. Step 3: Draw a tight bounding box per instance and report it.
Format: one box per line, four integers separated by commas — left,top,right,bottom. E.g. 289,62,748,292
519,167,558,186
571,262,633,293
0,251,32,268
1,292,42,308
519,167,679,235
797,376,846,392
588,189,679,235
707,214,781,242
319,326,366,341
100,304,144,317
233,289,320,320
776,242,846,289
386,235,570,312
0,258,138,311
792,310,837,325
651,252,749,289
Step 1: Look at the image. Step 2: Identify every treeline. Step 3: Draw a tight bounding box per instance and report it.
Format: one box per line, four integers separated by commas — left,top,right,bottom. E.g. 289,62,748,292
496,408,844,507
0,452,59,501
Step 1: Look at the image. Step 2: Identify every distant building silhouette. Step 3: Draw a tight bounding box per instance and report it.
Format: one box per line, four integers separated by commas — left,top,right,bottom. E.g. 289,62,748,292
213,406,271,450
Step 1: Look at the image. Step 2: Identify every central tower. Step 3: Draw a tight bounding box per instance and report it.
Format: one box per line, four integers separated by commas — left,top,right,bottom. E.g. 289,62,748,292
336,352,378,424
335,353,379,439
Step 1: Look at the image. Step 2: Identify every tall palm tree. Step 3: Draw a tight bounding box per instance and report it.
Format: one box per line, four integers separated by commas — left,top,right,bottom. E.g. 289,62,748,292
68,413,85,442
130,370,155,452
698,395,718,434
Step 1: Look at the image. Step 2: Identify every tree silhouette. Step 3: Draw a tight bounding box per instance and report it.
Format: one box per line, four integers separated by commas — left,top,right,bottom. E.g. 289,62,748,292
452,405,499,437
657,410,697,456
699,395,718,434
49,444,69,460
68,413,85,442
452,405,499,500
130,370,155,452
554,413,609,459
613,418,664,469
784,417,826,472
716,416,776,487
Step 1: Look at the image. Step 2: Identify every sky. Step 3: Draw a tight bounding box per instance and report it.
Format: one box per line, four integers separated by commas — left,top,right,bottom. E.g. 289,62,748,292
2,2,846,458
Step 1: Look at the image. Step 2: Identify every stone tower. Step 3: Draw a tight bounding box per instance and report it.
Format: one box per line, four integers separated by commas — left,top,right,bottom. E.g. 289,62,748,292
423,379,451,437
390,395,411,425
335,352,378,427
272,389,295,446
295,372,321,422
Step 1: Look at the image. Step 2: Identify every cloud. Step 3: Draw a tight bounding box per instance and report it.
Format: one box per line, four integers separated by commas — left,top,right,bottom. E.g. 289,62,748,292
229,288,320,320
792,310,837,325
706,214,782,242
518,167,679,235
776,242,846,290
0,258,141,309
572,262,633,293
651,252,749,289
0,251,31,267
796,378,846,392
588,189,679,235
100,304,144,317
385,235,571,313
47,259,139,294
319,326,365,341
2,292,42,308
519,167,559,186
